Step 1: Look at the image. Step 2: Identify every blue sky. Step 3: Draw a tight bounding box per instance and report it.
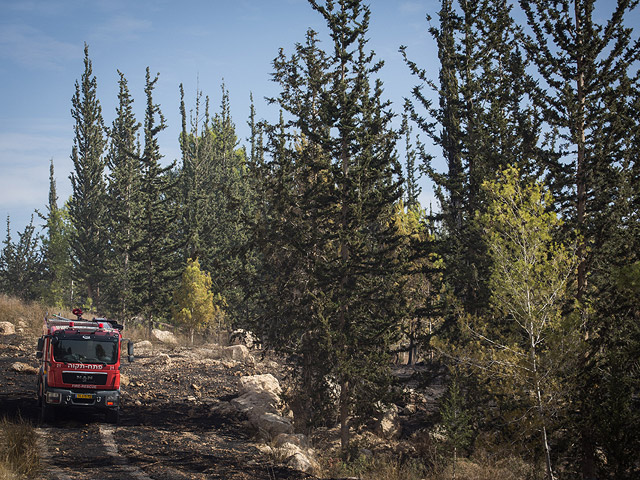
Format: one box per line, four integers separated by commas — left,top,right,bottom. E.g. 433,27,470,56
0,0,440,235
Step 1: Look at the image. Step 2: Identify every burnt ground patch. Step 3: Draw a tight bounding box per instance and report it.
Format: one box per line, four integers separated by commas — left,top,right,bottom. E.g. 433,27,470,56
2,330,314,479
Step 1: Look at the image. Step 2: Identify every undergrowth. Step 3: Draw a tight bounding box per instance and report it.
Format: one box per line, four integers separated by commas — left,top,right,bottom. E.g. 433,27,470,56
0,416,39,479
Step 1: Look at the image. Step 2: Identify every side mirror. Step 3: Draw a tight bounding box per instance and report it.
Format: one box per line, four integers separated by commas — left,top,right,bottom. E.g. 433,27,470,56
127,340,134,362
36,351,43,359
37,337,44,351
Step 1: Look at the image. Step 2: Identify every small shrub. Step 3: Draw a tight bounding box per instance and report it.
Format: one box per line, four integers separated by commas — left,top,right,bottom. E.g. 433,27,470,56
320,452,427,480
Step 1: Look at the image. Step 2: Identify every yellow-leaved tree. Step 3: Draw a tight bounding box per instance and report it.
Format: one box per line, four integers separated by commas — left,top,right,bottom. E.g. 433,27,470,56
172,258,224,344
470,165,576,480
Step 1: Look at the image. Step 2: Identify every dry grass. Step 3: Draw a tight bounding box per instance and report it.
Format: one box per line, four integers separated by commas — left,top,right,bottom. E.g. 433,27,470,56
0,295,48,337
319,452,427,480
0,416,39,479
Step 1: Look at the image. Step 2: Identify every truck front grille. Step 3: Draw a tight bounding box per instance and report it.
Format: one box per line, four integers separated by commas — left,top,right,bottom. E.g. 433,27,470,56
62,372,108,386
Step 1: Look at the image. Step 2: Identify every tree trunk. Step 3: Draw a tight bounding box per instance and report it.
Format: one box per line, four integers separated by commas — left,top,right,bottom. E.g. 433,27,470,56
531,331,555,480
339,379,350,458
574,5,596,478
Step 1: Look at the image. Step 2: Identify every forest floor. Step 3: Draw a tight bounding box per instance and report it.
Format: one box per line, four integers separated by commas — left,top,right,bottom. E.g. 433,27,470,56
0,322,445,480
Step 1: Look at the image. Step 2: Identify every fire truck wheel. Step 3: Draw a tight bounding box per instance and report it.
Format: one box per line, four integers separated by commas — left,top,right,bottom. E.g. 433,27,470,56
106,408,120,425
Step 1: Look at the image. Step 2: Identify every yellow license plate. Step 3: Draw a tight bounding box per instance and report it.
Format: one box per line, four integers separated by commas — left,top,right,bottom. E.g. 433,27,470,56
76,394,93,399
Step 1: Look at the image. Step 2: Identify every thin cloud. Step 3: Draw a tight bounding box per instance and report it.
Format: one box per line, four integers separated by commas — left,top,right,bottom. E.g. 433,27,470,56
0,24,80,70
91,14,152,43
400,2,430,14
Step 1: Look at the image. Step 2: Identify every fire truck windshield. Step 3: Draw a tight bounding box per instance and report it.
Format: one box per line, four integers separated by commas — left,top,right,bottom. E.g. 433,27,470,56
52,337,118,364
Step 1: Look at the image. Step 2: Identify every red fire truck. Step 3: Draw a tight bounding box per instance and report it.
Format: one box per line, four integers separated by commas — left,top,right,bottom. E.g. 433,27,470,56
36,310,134,423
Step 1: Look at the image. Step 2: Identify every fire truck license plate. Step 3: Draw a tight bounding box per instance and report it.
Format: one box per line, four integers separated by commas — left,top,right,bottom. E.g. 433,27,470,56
76,394,93,399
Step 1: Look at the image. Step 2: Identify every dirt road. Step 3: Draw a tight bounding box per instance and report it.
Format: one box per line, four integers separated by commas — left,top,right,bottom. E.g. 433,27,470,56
1,332,313,480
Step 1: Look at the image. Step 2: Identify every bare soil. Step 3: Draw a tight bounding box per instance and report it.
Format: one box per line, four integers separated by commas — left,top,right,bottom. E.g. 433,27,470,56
0,329,314,479
1,324,445,480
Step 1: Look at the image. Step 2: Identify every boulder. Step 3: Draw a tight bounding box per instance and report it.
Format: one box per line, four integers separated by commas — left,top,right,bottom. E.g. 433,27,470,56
286,452,316,474
221,345,250,362
145,353,171,365
11,362,37,374
252,412,294,438
375,403,401,440
151,329,177,345
239,374,281,397
133,340,153,355
231,390,280,416
273,433,309,449
0,321,16,335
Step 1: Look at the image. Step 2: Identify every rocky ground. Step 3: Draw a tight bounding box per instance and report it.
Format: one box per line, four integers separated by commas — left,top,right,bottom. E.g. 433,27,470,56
0,321,445,480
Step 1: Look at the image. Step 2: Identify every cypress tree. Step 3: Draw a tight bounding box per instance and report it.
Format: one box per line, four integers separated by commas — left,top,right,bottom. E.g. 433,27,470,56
179,83,255,326
104,70,142,321
40,159,72,307
134,68,179,332
519,2,640,477
0,216,43,300
402,0,544,337
257,0,404,454
68,43,107,308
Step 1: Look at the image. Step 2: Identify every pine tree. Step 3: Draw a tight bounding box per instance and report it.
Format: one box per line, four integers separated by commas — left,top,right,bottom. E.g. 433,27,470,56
440,375,473,480
401,114,422,210
104,71,142,322
257,0,404,454
68,43,107,308
473,166,575,480
179,83,255,325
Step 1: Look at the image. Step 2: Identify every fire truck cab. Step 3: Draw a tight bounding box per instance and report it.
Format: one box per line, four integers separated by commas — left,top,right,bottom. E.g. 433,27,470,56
36,312,133,424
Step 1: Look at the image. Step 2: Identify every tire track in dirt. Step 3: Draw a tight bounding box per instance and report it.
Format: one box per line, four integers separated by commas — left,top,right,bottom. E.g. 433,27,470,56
35,428,74,480
99,424,154,480
36,424,154,480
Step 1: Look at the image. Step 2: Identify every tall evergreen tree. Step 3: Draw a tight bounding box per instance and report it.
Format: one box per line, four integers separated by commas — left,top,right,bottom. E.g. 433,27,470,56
68,43,107,308
134,68,179,331
255,0,404,454
0,216,43,300
104,71,142,321
402,0,543,316
519,2,640,477
179,82,256,326
40,159,72,307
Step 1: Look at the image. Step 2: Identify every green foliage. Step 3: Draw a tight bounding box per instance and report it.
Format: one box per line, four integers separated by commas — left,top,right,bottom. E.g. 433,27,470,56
68,43,107,307
104,70,142,322
178,83,257,326
520,3,640,476
393,201,442,364
254,0,404,453
472,166,575,479
402,0,543,317
440,376,473,479
133,67,180,329
0,217,43,301
172,258,223,342
39,160,72,308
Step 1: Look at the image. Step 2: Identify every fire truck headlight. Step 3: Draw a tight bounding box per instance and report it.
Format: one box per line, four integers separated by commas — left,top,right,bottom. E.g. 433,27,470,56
46,392,62,404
